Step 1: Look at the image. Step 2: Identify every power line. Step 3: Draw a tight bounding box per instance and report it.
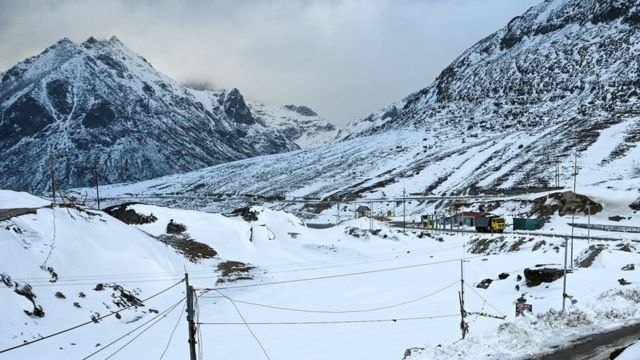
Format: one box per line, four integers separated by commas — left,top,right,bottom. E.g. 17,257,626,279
216,290,272,360
0,279,184,355
159,301,187,359
208,280,458,314
83,297,186,359
464,283,505,317
198,256,484,292
197,314,459,325
12,242,466,285
266,244,468,275
102,299,184,360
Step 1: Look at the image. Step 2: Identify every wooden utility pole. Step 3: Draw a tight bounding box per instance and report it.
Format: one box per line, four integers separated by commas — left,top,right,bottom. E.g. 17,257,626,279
459,260,468,339
573,153,578,193
94,162,101,210
402,188,406,233
587,205,591,243
570,215,575,270
185,273,197,360
562,236,569,312
369,201,373,231
51,162,56,205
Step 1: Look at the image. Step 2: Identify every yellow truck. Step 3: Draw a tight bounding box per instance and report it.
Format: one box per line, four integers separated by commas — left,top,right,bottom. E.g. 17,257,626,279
475,215,506,233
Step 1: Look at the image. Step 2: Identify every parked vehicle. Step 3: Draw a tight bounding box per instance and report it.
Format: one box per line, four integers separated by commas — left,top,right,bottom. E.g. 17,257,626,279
475,215,506,233
513,218,544,231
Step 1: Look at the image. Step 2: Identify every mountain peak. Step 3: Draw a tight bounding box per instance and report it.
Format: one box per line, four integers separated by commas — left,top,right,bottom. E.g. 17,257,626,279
108,35,124,46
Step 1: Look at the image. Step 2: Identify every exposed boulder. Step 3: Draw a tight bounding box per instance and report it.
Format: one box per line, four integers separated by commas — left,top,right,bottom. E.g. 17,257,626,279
524,267,564,287
228,206,259,222
622,264,635,271
477,278,493,289
166,219,187,234
498,272,510,280
103,203,157,225
619,278,632,286
575,244,606,268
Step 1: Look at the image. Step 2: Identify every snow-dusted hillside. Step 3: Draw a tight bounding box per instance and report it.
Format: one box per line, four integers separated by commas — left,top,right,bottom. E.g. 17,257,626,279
85,0,640,213
3,190,640,359
0,37,337,192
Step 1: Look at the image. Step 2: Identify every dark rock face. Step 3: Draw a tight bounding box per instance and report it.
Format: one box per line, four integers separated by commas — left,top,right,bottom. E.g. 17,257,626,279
0,37,302,192
82,101,116,128
224,88,254,125
46,79,73,116
284,105,318,117
0,95,55,144
524,267,564,287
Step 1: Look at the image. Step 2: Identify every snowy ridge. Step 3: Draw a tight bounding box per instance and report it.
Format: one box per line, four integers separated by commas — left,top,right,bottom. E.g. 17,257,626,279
88,0,640,211
0,37,337,192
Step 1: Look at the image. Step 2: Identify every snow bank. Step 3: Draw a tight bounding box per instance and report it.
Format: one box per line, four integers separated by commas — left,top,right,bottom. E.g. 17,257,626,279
417,288,640,360
0,190,50,209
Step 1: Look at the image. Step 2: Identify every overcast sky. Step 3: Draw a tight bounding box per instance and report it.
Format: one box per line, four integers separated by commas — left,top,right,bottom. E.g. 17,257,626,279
0,0,539,125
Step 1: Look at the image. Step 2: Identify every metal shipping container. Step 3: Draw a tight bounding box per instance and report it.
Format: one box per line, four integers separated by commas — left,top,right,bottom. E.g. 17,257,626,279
513,218,544,231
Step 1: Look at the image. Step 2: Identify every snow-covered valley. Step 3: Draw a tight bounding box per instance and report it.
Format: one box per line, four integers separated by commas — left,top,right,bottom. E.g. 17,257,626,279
3,189,640,359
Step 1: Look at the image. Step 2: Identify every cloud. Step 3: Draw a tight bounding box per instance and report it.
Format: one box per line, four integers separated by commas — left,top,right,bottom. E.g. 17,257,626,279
0,0,540,124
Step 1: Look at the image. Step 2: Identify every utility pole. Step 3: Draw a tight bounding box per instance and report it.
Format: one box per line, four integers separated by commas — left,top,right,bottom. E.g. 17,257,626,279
570,215,575,270
185,273,197,360
51,161,56,205
94,162,101,210
369,201,373,231
562,236,569,312
587,205,591,243
573,153,578,194
403,188,406,233
459,260,468,339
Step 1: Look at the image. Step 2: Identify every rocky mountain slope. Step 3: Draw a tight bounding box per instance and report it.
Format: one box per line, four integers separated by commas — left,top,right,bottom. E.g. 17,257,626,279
251,103,339,148
91,0,640,211
0,37,337,192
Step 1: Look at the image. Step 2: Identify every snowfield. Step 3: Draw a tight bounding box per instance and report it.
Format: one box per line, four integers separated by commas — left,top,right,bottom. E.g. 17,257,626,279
3,190,640,359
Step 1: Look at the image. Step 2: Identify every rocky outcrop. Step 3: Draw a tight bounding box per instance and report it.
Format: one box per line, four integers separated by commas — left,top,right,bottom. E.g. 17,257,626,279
530,192,603,219
524,267,564,287
103,203,157,225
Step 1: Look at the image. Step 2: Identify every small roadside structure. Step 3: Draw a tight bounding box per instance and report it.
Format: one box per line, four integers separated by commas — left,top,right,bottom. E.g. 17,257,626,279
513,218,544,231
355,205,371,218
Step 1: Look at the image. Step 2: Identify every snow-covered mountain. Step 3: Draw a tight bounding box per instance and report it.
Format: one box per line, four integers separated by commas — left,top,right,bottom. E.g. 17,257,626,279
0,36,337,193
92,0,640,211
250,103,339,148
